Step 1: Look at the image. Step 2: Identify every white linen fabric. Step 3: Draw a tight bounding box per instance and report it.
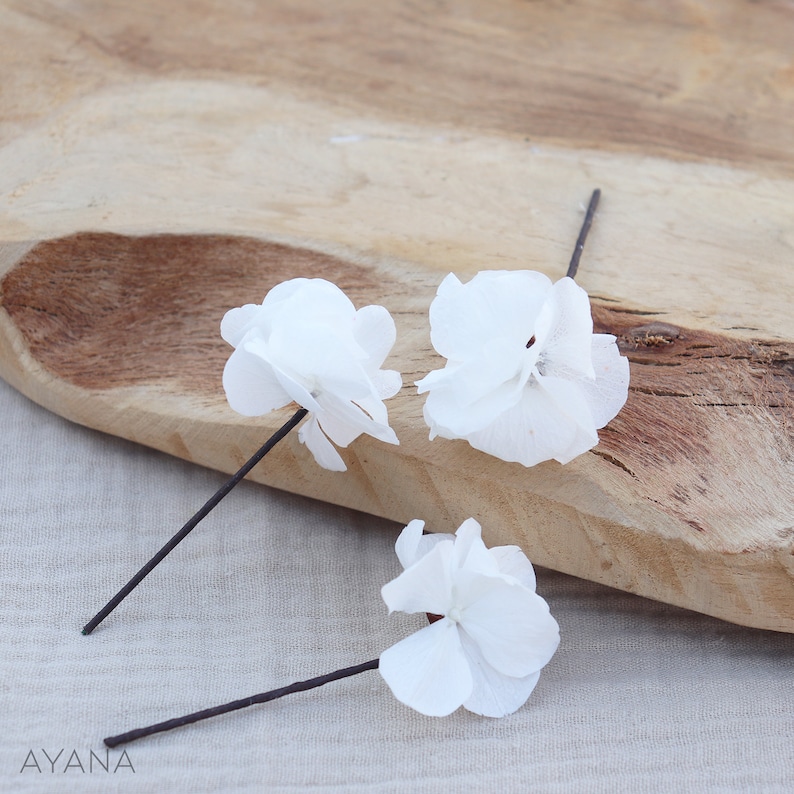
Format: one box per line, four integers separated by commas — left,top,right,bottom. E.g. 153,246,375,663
1,377,792,793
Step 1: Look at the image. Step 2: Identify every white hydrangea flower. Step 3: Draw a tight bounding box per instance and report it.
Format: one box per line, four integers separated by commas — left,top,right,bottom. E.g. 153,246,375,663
221,278,402,472
416,270,629,467
379,518,559,718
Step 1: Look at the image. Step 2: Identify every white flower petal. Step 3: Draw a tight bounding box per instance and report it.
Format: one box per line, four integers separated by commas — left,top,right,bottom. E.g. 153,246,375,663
220,304,269,348
298,415,347,471
394,520,456,570
379,619,472,717
353,304,397,371
313,396,370,448
417,337,525,406
222,344,292,416
317,392,398,448
371,369,403,400
350,392,389,427
580,334,630,428
239,334,322,414
489,546,537,591
429,271,551,361
533,374,600,462
394,519,426,569
464,381,587,467
381,540,454,616
270,324,370,400
260,277,310,308
533,277,595,381
269,362,322,414
451,518,500,577
417,335,534,438
267,278,356,328
459,630,542,717
420,367,526,438
458,574,560,678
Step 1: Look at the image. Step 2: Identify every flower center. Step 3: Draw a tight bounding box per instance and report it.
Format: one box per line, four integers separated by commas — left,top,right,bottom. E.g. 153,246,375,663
448,606,462,624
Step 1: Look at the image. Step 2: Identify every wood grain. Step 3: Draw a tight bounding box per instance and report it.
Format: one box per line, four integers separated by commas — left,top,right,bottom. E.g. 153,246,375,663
0,0,792,630
4,0,794,175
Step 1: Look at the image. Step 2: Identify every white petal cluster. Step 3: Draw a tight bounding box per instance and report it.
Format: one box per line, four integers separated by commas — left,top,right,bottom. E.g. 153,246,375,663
379,518,559,718
221,278,402,471
416,270,629,467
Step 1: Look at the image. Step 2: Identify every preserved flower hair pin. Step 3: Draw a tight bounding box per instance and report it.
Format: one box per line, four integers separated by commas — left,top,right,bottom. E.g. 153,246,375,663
82,278,402,635
221,278,402,472
103,518,559,747
416,189,630,467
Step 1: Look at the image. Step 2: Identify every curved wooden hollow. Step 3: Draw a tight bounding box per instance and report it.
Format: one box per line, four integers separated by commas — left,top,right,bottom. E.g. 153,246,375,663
1,232,792,631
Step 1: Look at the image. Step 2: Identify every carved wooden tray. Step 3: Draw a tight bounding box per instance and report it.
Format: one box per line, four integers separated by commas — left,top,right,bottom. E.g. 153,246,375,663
0,0,792,631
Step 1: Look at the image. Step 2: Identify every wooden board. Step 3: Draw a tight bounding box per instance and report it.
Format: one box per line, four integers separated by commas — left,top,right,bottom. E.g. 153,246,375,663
0,0,792,631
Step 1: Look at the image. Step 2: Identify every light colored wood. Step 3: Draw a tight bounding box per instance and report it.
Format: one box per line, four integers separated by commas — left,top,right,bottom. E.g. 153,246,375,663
0,0,792,631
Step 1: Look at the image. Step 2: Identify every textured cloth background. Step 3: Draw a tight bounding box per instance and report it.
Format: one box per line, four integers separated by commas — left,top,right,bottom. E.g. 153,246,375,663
1,376,792,793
